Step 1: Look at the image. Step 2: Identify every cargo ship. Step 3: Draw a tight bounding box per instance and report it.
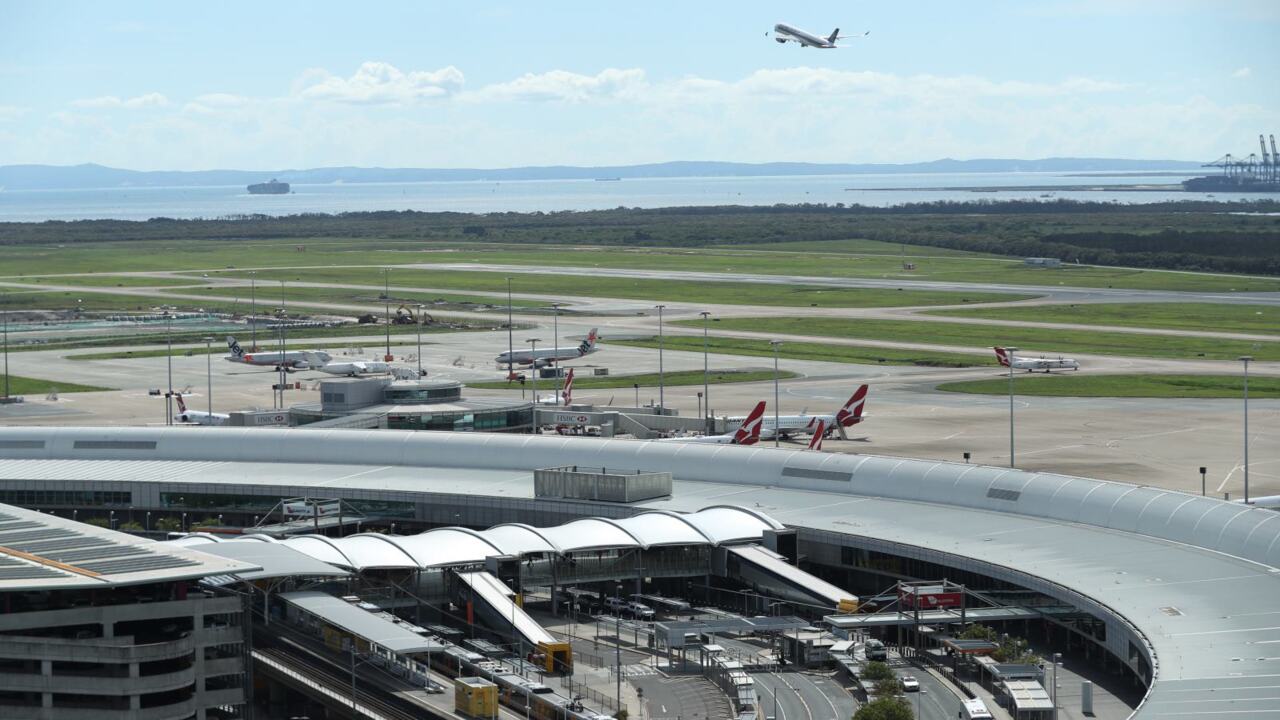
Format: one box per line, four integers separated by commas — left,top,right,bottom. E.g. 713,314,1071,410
247,179,290,195
1182,175,1279,193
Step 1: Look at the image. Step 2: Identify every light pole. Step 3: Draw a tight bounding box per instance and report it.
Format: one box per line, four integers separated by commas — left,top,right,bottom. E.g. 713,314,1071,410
654,304,667,411
1052,652,1062,720
1006,345,1019,467
416,305,425,377
552,302,563,403
165,314,174,426
249,271,257,351
527,339,541,430
770,340,782,448
383,267,391,362
506,277,514,379
700,311,711,433
2,292,9,400
203,336,213,416
614,583,622,712
1240,355,1253,503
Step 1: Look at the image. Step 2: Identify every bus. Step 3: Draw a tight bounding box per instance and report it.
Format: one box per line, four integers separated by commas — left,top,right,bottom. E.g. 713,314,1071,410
963,698,994,719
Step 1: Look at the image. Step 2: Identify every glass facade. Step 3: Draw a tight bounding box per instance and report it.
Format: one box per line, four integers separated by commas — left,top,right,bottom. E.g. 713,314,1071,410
0,490,131,507
383,385,463,403
159,492,415,518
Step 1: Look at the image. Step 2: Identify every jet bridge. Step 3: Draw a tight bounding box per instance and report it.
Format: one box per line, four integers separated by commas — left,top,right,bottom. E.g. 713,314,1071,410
717,545,859,614
453,570,572,673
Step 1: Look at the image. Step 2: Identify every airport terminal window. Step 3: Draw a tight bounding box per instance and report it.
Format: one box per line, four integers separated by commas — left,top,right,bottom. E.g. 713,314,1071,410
0,490,131,507
384,386,462,403
160,492,279,512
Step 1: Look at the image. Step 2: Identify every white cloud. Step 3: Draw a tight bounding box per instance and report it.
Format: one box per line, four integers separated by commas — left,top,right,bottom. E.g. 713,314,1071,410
1233,67,1251,78
71,92,169,109
297,61,463,105
469,68,647,103
0,105,27,122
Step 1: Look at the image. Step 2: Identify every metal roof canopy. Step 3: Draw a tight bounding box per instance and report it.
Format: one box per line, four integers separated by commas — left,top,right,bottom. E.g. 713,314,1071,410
280,590,448,655
655,616,809,647
1002,679,1055,711
941,638,1002,655
182,540,349,582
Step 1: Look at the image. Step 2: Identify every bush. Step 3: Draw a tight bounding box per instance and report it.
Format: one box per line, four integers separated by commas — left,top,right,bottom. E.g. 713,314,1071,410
862,661,896,683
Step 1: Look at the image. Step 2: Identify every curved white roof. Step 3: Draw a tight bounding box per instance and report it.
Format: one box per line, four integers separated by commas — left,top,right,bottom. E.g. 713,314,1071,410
385,528,504,568
613,512,710,547
538,517,641,552
281,535,354,568
679,505,782,543
480,524,560,555
5,426,1280,720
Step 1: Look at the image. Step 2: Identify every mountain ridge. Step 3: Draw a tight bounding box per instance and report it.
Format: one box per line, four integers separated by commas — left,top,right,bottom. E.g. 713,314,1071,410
0,158,1204,191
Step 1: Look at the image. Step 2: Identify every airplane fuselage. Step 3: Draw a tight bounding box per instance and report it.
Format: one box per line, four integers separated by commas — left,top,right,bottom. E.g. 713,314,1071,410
773,23,837,48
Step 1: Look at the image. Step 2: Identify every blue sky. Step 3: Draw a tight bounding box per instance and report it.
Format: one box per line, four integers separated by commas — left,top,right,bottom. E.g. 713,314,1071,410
1,0,1276,170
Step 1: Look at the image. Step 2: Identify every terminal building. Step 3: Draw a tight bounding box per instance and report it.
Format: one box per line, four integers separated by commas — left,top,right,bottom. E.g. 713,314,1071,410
290,377,534,432
0,426,1278,719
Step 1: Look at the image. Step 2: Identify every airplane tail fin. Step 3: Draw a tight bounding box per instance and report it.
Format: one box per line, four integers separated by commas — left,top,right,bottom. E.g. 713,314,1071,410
828,28,840,43
733,401,766,445
834,384,869,427
302,351,325,369
226,336,245,358
993,347,1010,367
173,394,187,414
579,328,599,355
562,368,574,406
808,420,826,450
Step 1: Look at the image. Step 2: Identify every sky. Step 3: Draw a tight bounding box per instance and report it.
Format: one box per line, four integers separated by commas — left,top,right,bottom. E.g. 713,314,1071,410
1,0,1277,171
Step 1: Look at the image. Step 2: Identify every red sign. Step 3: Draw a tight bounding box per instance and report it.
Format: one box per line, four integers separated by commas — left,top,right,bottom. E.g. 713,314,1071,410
899,588,963,610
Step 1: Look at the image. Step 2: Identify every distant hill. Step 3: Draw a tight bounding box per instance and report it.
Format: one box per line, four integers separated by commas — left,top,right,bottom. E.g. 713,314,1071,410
0,158,1205,191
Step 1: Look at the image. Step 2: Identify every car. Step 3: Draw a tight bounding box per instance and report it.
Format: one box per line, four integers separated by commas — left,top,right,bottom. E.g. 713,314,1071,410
900,676,920,692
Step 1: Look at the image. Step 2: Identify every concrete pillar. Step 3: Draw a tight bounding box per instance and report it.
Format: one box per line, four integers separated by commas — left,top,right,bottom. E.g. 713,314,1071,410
129,662,139,678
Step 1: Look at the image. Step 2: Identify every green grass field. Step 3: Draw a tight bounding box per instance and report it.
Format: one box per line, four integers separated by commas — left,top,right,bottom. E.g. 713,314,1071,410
3,275,202,288
2,238,1276,293
197,267,1030,308
711,238,1002,258
469,368,799,391
937,374,1280,398
927,302,1280,336
0,289,242,313
0,376,112,394
682,317,1280,361
168,284,549,311
608,336,985,367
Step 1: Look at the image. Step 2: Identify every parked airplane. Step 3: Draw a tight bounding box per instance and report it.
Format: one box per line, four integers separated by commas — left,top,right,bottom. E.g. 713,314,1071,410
535,368,577,406
771,22,867,48
807,420,827,451
994,347,1080,373
172,393,230,426
662,401,766,445
728,384,869,441
303,352,391,377
225,336,328,370
496,329,598,369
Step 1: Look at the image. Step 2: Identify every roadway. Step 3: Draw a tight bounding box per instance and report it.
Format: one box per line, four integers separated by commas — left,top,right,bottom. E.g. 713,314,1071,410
754,670,857,720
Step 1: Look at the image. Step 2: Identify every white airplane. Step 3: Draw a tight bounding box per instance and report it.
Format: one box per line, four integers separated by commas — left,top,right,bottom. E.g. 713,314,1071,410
536,368,575,406
496,329,598,369
303,352,391,377
660,401,766,445
994,347,1080,373
728,384,869,441
172,393,230,426
225,336,329,371
771,22,867,49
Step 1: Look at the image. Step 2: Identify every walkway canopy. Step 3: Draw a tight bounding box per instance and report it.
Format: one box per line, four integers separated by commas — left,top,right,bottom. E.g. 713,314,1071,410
170,505,780,572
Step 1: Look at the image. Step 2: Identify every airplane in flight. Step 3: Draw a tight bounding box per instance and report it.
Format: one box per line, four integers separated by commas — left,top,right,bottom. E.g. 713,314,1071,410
661,401,766,445
225,336,328,371
536,367,576,406
993,347,1080,373
172,393,230,426
727,384,869,441
303,352,392,377
771,22,867,49
496,329,598,369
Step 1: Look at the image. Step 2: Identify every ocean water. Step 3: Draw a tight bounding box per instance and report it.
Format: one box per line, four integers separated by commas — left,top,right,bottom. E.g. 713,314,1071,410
0,171,1269,222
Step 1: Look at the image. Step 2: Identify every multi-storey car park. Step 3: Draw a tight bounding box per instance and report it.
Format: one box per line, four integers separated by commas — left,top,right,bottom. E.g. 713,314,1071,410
0,426,1277,719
